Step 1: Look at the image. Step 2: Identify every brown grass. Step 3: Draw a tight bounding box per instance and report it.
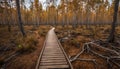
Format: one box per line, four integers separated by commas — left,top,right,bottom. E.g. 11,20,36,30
0,26,48,69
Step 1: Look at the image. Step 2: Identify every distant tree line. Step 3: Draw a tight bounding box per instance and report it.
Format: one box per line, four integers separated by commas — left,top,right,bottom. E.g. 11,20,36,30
0,0,120,26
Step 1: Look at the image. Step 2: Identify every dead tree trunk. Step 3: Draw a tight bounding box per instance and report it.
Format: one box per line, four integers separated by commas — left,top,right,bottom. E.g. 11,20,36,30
107,0,119,43
16,0,26,36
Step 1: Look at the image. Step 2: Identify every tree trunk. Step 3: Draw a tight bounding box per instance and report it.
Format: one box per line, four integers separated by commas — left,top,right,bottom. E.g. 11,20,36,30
62,11,65,27
56,9,58,26
72,11,77,29
107,0,119,43
16,0,26,36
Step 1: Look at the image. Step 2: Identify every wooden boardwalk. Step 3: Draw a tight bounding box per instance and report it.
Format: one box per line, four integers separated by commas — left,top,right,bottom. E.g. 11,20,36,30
36,28,73,69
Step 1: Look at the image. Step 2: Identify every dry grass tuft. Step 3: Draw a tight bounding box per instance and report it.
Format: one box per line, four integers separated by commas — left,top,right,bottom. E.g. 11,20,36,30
16,35,38,53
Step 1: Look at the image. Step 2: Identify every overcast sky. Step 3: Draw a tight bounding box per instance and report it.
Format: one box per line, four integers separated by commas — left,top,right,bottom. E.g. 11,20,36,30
39,0,113,9
0,0,114,10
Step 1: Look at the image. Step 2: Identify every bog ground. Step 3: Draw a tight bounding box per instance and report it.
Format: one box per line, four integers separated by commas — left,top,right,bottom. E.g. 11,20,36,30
0,25,120,69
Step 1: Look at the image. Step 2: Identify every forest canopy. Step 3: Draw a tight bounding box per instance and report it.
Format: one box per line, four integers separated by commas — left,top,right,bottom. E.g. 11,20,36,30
0,0,120,26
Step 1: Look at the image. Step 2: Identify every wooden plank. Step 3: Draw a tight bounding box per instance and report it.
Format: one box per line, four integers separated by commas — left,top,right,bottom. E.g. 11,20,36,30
43,52,63,54
44,51,61,52
42,55,64,57
41,57,65,59
41,60,66,63
39,65,69,69
42,54,64,56
40,62,68,66
45,47,59,48
44,50,61,51
46,43,58,45
41,60,67,63
45,48,60,51
41,58,66,60
43,51,62,53
42,55,65,58
45,47,60,49
44,47,60,49
43,53,63,55
45,48,60,49
45,44,59,46
46,46,60,49
42,56,65,58
44,49,61,51
46,42,58,43
43,54,64,56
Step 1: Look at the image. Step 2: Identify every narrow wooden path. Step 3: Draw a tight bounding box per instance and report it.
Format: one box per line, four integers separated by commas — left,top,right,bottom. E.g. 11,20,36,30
36,28,73,69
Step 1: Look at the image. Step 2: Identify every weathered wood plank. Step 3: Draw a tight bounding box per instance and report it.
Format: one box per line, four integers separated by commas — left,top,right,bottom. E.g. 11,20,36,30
39,65,69,69
42,56,65,58
43,53,63,55
40,62,68,66
41,58,66,60
41,60,67,63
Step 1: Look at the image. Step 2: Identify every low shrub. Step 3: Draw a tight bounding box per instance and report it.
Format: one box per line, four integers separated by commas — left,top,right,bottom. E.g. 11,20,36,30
68,39,79,46
16,35,38,53
38,30,47,36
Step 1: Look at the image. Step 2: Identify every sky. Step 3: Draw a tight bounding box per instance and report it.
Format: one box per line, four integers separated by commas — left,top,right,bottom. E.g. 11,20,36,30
39,0,113,9
39,0,113,10
0,0,114,10
109,0,112,4
39,0,61,9
23,0,60,10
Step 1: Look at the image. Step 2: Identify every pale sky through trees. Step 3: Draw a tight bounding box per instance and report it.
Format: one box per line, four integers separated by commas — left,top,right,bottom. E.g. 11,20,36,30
39,0,60,9
39,0,113,10
25,0,113,10
23,0,60,9
0,0,114,10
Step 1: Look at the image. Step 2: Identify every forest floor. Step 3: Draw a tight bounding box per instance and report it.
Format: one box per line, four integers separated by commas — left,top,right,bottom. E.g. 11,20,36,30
55,25,120,69
0,25,50,69
0,25,120,69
